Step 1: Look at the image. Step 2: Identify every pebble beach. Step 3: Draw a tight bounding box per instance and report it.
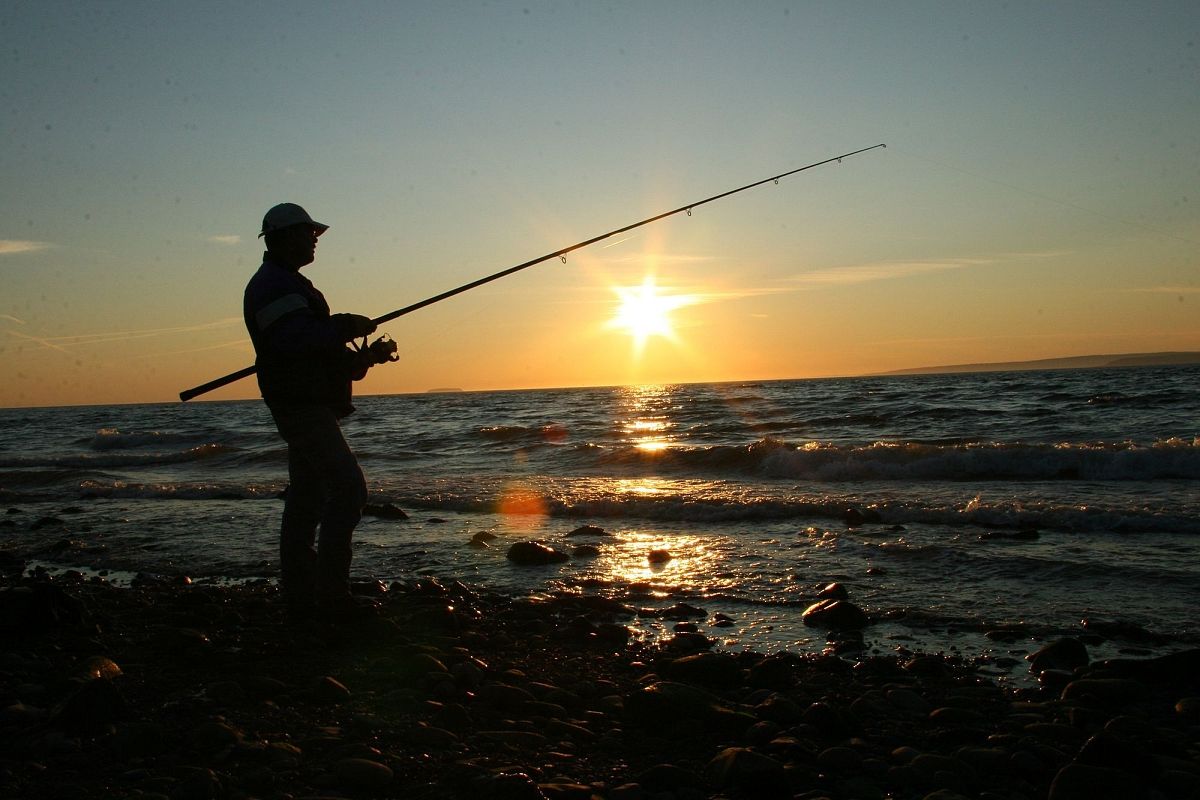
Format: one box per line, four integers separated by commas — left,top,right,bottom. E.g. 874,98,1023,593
3,555,1199,800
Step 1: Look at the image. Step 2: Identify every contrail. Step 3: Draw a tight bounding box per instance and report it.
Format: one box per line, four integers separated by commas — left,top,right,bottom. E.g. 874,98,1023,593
126,339,250,361
5,329,73,354
37,318,242,347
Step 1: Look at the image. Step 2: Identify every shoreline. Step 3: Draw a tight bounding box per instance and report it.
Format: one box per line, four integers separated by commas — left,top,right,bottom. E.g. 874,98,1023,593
2,563,1198,799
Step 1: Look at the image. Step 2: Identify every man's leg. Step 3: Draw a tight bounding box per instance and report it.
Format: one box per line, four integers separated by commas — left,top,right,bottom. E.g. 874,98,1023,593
311,416,367,604
279,440,323,614
273,405,366,607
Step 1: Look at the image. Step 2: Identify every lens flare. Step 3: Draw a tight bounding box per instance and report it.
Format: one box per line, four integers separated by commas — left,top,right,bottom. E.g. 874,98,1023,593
497,484,548,531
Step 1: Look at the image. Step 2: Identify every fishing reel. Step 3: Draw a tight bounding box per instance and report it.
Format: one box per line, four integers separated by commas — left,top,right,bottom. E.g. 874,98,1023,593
353,334,399,365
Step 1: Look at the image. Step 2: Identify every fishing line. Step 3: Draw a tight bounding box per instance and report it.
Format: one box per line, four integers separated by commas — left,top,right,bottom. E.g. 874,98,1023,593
180,144,887,401
890,145,1198,247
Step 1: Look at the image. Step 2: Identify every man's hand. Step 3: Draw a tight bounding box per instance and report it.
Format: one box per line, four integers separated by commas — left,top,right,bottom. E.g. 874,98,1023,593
365,336,399,364
349,336,398,381
331,313,377,341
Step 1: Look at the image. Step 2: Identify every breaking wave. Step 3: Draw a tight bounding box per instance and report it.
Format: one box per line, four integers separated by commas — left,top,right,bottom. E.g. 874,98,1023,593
585,437,1200,481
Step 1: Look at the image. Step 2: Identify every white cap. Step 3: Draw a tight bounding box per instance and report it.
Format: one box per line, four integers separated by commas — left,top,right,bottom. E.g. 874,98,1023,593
258,203,329,238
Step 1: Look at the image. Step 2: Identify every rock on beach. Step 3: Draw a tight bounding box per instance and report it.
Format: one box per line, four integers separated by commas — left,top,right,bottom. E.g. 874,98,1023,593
3,568,1199,800
506,540,570,565
802,598,869,630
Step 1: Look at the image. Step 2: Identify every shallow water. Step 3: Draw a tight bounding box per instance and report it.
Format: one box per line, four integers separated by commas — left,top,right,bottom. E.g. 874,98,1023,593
2,365,1198,686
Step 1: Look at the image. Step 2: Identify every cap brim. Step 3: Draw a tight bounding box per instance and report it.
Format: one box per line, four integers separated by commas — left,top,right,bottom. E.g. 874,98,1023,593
258,222,330,238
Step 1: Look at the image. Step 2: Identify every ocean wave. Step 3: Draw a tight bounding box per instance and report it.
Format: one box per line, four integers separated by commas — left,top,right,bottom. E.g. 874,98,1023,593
84,428,208,451
1087,390,1187,407
0,468,97,488
77,480,281,500
0,443,239,470
389,489,1198,534
585,438,1200,482
477,424,568,443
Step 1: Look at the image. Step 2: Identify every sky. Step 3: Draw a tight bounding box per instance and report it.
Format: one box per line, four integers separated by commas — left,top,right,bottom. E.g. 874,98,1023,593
2,1,1197,407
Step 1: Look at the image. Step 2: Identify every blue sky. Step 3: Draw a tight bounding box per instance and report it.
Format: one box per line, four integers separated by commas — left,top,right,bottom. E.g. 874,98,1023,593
2,1,1197,406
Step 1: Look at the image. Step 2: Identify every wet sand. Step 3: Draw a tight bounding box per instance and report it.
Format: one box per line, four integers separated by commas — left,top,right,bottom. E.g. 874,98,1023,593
1,561,1198,800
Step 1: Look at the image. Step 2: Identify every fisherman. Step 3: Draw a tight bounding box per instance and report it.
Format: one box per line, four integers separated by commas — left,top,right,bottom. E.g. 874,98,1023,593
243,203,397,620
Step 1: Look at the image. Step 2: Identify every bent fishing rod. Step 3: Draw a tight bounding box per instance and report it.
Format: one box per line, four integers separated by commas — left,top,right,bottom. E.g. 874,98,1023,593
179,143,885,402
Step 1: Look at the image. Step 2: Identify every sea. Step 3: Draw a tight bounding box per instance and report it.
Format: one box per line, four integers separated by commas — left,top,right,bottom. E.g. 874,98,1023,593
2,365,1198,686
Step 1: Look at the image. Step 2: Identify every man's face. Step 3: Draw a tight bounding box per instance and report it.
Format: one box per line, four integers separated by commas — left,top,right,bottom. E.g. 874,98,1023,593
276,224,320,268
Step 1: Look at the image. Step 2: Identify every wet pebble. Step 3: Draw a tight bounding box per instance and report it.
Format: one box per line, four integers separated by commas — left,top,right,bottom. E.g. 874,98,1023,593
647,548,672,564
887,688,932,717
1047,763,1145,799
1060,678,1148,705
190,719,243,752
566,525,607,537
817,581,849,600
1174,696,1200,720
707,746,790,798
334,757,393,790
1027,637,1089,675
310,676,352,704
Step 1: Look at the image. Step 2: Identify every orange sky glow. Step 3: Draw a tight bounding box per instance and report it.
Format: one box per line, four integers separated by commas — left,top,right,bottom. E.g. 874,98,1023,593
1,4,1196,408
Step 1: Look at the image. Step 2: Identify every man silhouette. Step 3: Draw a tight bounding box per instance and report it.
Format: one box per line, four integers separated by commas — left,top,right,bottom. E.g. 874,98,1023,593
243,203,396,619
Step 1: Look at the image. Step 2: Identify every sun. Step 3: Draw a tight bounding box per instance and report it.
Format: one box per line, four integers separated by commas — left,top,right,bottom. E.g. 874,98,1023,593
607,276,697,353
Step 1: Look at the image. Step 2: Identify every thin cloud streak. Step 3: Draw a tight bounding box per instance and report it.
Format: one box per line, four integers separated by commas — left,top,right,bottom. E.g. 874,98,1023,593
603,253,721,265
5,329,73,354
0,240,52,255
6,318,242,351
790,258,993,287
0,314,26,325
126,338,250,360
207,234,242,245
1129,286,1200,294
689,287,797,303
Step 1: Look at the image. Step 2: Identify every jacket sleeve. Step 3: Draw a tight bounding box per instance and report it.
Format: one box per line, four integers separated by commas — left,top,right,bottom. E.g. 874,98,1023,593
259,307,346,356
247,278,345,357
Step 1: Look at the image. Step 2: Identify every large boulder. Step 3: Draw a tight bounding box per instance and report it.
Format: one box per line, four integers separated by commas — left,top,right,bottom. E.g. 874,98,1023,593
661,652,743,688
506,541,570,565
707,747,791,798
802,599,869,630
1028,637,1089,675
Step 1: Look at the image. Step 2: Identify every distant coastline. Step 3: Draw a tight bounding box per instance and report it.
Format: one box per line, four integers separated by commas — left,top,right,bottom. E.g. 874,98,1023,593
425,387,464,393
879,351,1200,376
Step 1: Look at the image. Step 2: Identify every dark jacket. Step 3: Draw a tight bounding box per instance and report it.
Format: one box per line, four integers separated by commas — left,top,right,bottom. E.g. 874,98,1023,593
243,257,356,417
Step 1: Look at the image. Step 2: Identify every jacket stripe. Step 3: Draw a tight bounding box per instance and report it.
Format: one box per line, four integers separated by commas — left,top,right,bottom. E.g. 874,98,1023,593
255,293,309,331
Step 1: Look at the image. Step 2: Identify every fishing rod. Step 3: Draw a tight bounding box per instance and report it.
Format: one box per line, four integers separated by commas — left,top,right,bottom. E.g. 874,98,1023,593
179,143,885,402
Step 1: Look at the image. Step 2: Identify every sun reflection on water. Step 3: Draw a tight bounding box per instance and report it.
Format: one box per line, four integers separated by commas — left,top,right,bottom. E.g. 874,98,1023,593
593,529,719,592
618,384,679,452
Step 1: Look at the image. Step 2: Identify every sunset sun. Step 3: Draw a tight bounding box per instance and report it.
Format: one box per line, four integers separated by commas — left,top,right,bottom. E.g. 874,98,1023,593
607,276,698,353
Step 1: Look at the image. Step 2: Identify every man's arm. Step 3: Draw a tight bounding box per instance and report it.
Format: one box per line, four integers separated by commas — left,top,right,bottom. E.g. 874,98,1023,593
260,309,374,356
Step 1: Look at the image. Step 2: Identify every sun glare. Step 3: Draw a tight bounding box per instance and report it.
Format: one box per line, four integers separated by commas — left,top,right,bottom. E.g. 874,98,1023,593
607,276,697,353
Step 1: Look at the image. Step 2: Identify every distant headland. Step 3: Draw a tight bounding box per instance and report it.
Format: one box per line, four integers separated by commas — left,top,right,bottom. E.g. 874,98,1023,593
425,387,464,393
881,351,1200,376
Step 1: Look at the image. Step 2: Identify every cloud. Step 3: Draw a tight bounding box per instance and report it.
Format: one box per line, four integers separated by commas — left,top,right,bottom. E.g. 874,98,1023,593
0,240,52,255
604,253,721,265
689,287,796,303
6,318,242,352
127,338,251,360
0,314,25,325
789,257,993,287
5,329,72,354
1129,286,1200,294
207,234,242,245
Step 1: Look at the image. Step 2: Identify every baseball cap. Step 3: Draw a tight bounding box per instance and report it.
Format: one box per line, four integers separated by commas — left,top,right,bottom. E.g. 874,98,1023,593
259,203,329,237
